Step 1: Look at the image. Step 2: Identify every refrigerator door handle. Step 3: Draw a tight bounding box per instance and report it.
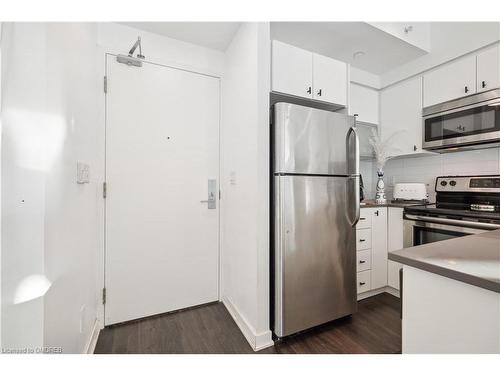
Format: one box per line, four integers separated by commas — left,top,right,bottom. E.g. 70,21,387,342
347,175,360,227
346,122,360,227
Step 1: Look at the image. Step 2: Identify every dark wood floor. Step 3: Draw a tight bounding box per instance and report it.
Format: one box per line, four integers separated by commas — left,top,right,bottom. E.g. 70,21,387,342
94,293,401,354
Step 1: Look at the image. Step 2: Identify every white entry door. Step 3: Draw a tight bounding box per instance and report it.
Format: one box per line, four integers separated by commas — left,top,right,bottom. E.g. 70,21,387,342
105,56,220,325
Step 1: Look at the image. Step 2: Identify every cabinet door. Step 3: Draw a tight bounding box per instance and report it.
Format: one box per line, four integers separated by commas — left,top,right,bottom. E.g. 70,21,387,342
477,45,500,93
423,55,476,107
349,83,379,124
312,53,347,105
272,40,313,99
371,207,388,289
387,207,404,291
380,76,423,156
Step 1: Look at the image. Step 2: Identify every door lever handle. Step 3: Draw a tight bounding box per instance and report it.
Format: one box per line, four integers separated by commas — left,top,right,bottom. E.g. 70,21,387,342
200,179,217,209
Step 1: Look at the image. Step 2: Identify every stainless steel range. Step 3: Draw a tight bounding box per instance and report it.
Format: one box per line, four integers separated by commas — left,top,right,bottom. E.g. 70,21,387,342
403,175,500,247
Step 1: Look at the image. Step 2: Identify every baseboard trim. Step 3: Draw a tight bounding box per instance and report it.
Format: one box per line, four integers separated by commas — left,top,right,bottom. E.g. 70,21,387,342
222,296,274,352
357,286,400,301
84,318,100,354
384,286,400,298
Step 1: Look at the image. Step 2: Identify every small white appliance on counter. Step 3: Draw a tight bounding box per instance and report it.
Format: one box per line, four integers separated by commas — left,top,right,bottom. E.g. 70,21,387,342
393,183,428,201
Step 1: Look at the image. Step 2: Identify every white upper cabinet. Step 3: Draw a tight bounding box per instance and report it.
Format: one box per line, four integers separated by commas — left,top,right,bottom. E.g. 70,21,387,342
272,40,313,99
423,55,476,107
271,40,347,106
312,53,347,105
380,76,424,156
477,45,500,93
349,83,379,124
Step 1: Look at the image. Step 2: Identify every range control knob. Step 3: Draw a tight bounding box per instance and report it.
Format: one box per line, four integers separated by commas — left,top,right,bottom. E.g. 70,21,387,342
440,180,448,186
449,180,457,187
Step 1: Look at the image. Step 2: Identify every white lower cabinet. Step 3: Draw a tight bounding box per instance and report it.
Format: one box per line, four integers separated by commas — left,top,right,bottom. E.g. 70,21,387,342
387,207,404,291
356,250,371,272
356,206,404,298
356,207,388,297
357,270,371,294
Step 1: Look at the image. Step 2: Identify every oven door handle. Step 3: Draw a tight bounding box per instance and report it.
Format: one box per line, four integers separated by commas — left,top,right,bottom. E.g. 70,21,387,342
405,214,500,230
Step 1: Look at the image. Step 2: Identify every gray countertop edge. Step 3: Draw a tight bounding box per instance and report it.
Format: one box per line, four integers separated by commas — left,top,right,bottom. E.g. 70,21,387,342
388,252,500,294
360,200,430,209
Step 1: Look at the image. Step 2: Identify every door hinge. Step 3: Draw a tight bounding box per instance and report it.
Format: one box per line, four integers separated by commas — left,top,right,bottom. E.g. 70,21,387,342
103,182,107,199
104,76,108,94
102,287,106,305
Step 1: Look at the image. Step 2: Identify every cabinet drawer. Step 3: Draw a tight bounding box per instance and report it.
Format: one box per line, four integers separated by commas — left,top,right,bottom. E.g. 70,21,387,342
356,250,371,272
357,270,371,294
356,228,371,250
356,211,372,229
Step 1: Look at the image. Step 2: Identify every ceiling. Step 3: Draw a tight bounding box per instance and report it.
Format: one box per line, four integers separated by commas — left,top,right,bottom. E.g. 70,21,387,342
120,22,429,75
120,22,241,51
270,22,428,75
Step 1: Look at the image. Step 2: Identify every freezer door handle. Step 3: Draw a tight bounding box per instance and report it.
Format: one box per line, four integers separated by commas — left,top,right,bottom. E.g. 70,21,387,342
346,119,360,176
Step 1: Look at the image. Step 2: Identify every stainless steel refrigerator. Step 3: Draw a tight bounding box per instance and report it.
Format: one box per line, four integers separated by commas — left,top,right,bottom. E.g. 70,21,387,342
272,102,360,338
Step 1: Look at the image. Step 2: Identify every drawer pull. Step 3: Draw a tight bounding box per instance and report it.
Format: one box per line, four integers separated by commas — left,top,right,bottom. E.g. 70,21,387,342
359,282,366,286
359,239,366,242
359,260,366,264
359,217,366,221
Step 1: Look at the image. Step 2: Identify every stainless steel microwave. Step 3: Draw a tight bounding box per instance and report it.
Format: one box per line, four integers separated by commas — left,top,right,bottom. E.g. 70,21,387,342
422,88,500,152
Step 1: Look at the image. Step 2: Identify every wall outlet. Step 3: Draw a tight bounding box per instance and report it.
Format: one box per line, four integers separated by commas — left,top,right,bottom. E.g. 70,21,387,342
77,162,90,184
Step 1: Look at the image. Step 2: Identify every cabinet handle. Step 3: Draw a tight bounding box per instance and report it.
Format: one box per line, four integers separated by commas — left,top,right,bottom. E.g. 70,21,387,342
359,217,366,221
375,210,379,216
413,145,417,151
359,260,366,264
359,282,366,286
482,81,487,89
464,86,469,93
317,89,322,96
307,86,312,94
359,239,366,242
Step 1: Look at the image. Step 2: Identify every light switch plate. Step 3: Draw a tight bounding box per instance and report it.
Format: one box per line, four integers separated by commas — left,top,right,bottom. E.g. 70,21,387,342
229,171,237,185
77,162,90,184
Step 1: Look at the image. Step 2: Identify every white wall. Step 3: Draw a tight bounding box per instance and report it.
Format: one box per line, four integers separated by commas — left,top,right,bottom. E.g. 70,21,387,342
1,22,101,353
221,22,272,351
2,23,49,350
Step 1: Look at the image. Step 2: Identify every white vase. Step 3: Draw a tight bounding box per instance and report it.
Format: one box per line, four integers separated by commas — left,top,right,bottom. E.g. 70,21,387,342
375,169,386,204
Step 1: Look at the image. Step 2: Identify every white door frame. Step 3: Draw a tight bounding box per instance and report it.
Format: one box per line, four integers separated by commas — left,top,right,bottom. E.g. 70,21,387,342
98,52,222,328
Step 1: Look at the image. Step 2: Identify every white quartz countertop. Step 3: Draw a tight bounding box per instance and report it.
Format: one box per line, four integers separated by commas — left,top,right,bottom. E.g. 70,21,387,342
389,230,500,293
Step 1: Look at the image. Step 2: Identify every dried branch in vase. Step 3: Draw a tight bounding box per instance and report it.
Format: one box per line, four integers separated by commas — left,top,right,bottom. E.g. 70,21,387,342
368,128,402,171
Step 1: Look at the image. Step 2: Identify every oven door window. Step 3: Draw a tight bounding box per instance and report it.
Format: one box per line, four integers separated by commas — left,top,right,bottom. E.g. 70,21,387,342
413,226,469,246
424,104,500,142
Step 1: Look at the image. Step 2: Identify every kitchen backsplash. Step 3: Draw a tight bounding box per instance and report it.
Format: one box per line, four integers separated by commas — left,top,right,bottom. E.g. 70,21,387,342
361,148,500,203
